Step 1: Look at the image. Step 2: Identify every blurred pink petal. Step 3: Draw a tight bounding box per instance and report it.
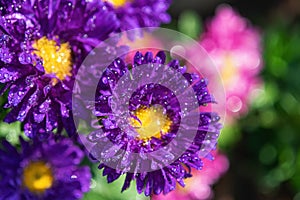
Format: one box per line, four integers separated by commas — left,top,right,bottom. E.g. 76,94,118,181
152,151,229,200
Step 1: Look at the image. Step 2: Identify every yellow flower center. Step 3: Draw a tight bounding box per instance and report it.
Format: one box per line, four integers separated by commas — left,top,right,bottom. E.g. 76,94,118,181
104,0,130,7
23,161,54,194
130,105,172,141
221,53,238,87
32,36,72,82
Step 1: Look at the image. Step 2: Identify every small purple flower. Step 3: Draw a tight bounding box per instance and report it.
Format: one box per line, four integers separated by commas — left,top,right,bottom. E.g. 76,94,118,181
104,0,171,31
0,0,119,139
0,136,91,200
89,51,222,196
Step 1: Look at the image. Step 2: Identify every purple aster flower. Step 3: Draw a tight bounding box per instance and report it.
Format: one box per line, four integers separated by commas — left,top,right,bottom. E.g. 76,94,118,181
87,51,222,196
104,0,171,31
0,136,91,200
0,0,120,139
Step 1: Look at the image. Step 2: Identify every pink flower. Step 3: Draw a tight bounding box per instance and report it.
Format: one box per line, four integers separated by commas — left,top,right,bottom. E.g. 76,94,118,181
152,151,229,200
199,5,263,123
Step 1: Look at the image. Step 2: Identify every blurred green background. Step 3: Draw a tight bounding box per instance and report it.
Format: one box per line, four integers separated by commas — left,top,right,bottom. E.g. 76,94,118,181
166,0,300,199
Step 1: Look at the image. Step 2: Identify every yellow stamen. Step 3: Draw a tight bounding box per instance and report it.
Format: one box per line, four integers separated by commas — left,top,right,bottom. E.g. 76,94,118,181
32,36,72,82
23,161,54,194
221,53,237,87
130,105,172,141
104,0,130,7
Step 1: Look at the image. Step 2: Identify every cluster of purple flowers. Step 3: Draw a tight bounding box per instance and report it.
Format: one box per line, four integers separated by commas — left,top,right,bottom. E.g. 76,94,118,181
0,0,171,139
0,0,224,199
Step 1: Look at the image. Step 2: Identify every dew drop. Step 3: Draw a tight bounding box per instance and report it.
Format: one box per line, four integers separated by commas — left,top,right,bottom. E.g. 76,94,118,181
71,175,78,179
102,77,108,84
17,110,26,120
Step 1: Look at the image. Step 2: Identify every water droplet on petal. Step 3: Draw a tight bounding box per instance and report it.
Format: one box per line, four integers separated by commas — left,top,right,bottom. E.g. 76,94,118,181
71,175,78,179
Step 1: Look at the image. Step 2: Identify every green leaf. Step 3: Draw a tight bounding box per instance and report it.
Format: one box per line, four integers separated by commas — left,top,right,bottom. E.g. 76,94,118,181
83,165,149,200
178,10,202,39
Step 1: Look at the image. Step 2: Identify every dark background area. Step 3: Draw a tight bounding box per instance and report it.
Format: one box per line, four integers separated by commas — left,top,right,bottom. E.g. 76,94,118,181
169,0,299,24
